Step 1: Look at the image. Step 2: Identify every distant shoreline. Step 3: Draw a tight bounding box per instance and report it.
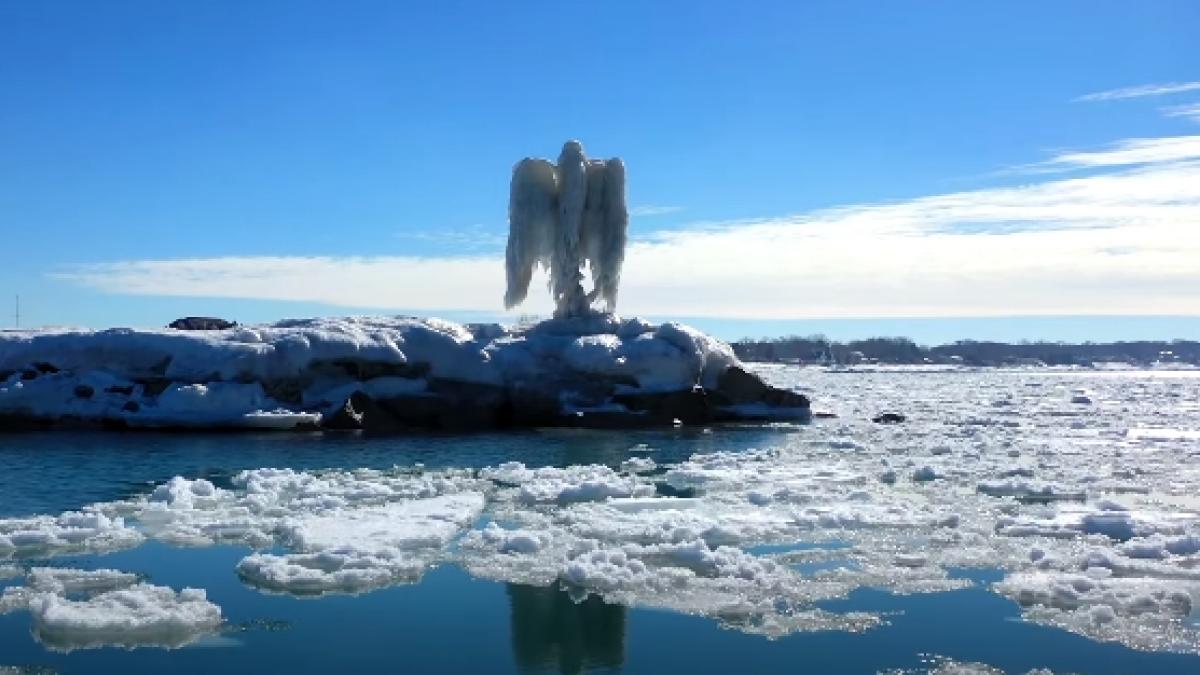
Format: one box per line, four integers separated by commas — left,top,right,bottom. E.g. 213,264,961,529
732,336,1200,368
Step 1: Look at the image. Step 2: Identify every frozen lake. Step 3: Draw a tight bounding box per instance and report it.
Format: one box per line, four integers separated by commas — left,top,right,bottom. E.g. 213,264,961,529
2,367,1199,674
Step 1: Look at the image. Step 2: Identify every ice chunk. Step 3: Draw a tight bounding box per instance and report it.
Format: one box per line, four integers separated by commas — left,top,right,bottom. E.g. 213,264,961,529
29,584,221,652
0,566,220,652
996,570,1199,652
0,509,143,559
482,462,654,505
236,493,485,595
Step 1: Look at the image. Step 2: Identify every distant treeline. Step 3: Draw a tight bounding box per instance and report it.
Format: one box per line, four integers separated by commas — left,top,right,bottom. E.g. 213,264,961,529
731,335,1200,367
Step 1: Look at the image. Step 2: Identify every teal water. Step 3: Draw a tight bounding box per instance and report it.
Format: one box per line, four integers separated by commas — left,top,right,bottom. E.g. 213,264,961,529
2,428,1200,674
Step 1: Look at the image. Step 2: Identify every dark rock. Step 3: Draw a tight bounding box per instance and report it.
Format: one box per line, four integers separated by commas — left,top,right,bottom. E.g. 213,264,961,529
0,413,54,431
105,385,135,396
33,362,60,374
138,378,174,397
310,359,429,381
147,356,173,376
711,366,811,410
613,387,711,425
20,369,38,381
872,412,906,424
563,408,659,429
323,391,405,433
427,379,508,429
505,384,563,427
374,394,449,428
168,317,238,331
122,400,141,413
712,366,770,404
73,385,94,399
262,378,305,406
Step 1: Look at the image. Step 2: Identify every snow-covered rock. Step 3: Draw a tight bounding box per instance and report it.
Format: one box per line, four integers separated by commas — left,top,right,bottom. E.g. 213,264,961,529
0,314,809,431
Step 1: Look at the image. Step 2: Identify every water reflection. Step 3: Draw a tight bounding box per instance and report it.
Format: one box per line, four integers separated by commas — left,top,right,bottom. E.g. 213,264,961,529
507,584,625,674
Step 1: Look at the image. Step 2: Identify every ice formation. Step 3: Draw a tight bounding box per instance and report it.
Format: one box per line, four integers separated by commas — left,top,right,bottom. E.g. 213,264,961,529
505,141,628,318
0,314,808,430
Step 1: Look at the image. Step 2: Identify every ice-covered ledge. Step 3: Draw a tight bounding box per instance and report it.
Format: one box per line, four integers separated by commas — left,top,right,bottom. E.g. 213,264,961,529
0,314,810,432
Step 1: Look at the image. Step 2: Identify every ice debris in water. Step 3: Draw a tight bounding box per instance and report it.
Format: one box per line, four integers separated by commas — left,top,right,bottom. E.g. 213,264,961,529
879,655,1065,674
236,493,485,595
0,510,142,559
481,462,655,505
3,368,1200,650
0,567,221,652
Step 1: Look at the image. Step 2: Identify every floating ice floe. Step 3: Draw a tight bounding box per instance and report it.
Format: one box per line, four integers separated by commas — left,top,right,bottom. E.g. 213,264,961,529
0,509,142,559
0,567,221,652
481,462,654,505
879,655,1062,674
996,569,1198,653
236,493,485,595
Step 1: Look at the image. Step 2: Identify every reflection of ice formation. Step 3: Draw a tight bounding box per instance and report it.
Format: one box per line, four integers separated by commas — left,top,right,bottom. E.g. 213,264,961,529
507,583,625,675
505,141,628,318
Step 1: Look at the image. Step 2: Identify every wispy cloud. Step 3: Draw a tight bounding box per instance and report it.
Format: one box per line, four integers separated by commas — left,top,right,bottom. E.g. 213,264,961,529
1076,81,1200,102
1163,102,1200,123
395,223,506,252
1024,135,1200,172
630,205,684,216
56,138,1200,320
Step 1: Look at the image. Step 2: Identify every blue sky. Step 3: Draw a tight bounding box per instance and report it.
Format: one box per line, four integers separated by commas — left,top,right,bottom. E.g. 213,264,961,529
2,1,1199,343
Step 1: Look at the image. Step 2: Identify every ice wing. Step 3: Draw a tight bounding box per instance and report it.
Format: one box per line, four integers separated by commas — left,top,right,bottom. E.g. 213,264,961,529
505,158,559,309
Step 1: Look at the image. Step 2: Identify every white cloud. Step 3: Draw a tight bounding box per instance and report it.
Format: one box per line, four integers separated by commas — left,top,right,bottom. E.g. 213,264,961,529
1026,135,1200,172
1076,81,1200,102
630,205,684,216
56,140,1200,320
1163,102,1200,123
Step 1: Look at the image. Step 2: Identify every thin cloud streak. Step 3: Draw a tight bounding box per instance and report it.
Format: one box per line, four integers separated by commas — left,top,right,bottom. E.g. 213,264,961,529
56,141,1200,320
1022,136,1200,173
630,205,685,216
1076,81,1200,102
1163,102,1200,123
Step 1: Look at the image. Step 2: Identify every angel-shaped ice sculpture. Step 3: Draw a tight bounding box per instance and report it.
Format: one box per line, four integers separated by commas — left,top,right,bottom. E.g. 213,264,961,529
504,141,628,318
